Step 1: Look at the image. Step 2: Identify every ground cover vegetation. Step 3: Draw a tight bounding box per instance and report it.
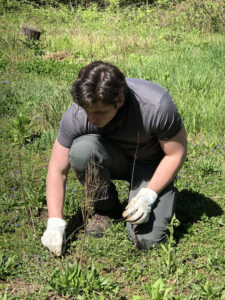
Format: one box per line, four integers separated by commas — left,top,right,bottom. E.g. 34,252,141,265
0,0,224,298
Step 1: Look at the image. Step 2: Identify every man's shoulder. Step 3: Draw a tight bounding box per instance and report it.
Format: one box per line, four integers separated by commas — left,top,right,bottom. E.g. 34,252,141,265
59,102,87,137
126,78,167,94
126,78,168,105
57,102,90,148
61,102,85,121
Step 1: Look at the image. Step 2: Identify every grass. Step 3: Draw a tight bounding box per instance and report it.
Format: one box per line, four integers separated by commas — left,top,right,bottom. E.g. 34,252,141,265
0,0,225,299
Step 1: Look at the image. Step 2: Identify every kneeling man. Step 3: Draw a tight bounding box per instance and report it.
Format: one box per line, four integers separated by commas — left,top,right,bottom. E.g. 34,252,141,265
41,61,187,256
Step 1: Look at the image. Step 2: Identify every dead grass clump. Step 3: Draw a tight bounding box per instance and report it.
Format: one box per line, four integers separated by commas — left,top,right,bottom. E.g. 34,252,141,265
82,160,109,227
44,51,73,61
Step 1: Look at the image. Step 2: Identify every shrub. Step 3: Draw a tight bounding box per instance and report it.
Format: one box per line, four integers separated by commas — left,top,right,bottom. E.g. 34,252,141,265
175,0,225,33
0,0,21,14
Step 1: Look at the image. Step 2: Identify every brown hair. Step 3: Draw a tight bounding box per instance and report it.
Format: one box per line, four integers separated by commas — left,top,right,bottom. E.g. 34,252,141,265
71,61,127,108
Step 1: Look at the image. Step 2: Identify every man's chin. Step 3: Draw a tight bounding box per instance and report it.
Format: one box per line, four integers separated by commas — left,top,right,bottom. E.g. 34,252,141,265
92,122,105,128
90,120,109,127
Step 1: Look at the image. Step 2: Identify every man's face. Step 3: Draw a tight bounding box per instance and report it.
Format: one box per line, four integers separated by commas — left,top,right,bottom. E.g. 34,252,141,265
83,97,124,128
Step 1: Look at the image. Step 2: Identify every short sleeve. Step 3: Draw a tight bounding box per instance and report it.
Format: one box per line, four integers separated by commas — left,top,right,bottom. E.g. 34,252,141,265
154,92,183,140
57,106,77,148
56,103,99,148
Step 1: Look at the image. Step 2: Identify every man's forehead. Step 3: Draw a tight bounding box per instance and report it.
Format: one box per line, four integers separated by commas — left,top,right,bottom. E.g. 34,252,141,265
83,101,113,111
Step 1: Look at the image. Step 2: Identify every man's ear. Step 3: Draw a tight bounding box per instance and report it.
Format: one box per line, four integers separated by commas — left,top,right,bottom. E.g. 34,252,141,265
117,95,125,108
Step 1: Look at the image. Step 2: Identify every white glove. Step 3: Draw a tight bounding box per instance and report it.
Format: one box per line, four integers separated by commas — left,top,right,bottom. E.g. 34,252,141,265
122,188,158,224
41,218,67,256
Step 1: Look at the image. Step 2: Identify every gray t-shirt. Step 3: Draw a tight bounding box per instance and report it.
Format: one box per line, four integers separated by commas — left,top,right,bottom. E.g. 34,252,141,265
57,78,183,163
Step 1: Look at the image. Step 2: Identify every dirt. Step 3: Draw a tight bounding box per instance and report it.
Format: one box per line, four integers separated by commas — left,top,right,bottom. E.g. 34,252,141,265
1,279,65,299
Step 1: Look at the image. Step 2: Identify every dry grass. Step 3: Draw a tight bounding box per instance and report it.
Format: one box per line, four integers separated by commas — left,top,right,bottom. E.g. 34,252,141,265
83,159,109,227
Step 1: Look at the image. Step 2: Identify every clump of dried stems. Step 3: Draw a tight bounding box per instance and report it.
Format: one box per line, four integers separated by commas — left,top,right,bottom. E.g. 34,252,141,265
66,158,109,246
82,159,109,231
75,159,109,264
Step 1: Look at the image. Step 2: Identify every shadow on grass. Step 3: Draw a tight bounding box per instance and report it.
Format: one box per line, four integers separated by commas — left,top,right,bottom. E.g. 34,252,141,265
174,189,223,242
65,209,84,244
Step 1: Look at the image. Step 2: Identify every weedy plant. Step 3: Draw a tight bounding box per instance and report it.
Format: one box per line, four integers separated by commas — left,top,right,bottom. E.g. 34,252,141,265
1,290,7,300
11,113,35,228
48,261,119,298
146,278,173,300
0,253,18,281
159,215,180,275
0,289,11,300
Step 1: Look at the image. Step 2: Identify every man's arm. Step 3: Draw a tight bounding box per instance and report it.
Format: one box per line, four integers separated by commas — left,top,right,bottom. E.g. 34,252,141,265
123,127,187,224
41,139,71,256
46,139,71,218
146,126,187,194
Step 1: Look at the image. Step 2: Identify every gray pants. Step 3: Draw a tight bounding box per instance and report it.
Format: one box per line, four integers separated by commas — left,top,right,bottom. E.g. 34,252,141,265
69,134,177,250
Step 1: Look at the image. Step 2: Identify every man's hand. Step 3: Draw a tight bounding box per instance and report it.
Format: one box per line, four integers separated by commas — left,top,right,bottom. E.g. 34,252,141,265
41,218,67,256
122,188,158,224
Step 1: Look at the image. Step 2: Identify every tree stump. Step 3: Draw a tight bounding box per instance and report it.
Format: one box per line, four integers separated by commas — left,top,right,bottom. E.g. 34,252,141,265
21,25,41,41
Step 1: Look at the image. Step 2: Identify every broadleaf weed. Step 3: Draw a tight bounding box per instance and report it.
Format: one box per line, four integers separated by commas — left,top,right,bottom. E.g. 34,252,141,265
48,261,118,298
146,278,173,300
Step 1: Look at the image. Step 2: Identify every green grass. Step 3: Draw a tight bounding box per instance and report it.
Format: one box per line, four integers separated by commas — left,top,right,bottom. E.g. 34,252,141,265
0,1,225,299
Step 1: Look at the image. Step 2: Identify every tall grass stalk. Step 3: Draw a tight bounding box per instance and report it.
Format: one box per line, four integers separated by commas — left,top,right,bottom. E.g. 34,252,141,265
160,215,178,275
11,114,36,231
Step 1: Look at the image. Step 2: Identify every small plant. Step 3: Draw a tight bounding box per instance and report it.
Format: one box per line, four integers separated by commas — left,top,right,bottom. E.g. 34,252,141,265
11,113,35,228
0,51,8,72
0,253,18,281
146,278,172,300
159,215,179,275
192,280,224,299
155,0,171,8
22,38,45,56
11,113,33,146
48,261,119,298
1,289,8,300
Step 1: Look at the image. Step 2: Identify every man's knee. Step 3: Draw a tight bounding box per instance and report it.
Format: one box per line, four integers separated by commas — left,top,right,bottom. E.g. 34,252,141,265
138,228,167,249
69,134,110,172
126,222,168,250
